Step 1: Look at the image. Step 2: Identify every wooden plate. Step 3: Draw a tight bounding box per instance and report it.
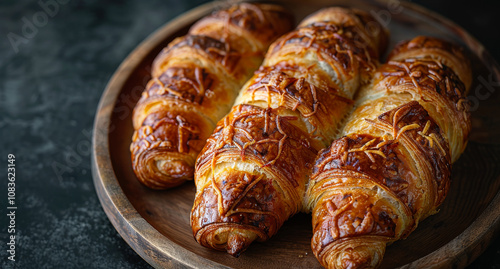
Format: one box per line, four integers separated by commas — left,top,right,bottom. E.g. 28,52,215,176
92,0,500,268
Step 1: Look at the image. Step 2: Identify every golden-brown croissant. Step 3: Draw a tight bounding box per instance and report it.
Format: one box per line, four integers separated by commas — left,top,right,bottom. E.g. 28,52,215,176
130,3,294,189
305,36,471,268
191,7,388,256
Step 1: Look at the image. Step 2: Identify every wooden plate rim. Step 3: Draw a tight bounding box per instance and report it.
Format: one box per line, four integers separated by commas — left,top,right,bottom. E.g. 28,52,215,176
92,2,227,268
91,0,500,268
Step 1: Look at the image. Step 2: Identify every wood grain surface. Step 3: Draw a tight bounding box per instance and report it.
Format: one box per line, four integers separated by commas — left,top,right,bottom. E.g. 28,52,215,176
92,0,500,268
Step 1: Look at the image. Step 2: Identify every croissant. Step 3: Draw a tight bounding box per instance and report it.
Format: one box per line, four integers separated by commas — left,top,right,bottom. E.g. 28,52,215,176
130,3,294,189
305,36,471,269
191,7,388,256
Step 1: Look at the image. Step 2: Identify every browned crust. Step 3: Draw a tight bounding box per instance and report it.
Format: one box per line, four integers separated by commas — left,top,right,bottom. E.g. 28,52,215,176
191,171,285,246
307,36,472,269
310,191,399,256
153,35,242,77
309,102,451,268
313,101,451,213
196,104,318,185
192,104,319,252
190,3,295,50
267,22,380,83
388,36,472,89
130,109,211,189
388,36,467,66
373,43,471,162
143,66,215,106
192,6,389,257
130,4,294,189
378,58,470,125
241,64,353,142
376,102,451,207
298,7,389,58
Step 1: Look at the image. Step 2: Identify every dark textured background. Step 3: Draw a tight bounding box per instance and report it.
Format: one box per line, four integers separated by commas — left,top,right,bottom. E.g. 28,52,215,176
0,0,499,268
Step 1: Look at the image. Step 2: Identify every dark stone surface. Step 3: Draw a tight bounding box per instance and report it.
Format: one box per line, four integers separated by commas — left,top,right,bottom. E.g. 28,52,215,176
0,0,498,268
